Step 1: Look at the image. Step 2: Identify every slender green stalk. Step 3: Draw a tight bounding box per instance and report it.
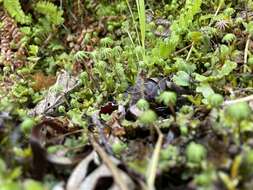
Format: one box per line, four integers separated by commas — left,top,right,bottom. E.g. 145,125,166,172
209,0,224,26
125,0,141,46
136,0,146,58
186,43,194,61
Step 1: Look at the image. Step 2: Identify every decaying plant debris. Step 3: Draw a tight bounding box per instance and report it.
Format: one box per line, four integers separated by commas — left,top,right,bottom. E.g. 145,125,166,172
1,0,253,190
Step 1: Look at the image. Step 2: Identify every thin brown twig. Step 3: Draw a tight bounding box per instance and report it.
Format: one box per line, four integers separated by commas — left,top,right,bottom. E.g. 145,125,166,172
146,125,163,190
174,44,192,55
90,135,129,190
244,34,250,64
186,43,194,61
223,94,253,106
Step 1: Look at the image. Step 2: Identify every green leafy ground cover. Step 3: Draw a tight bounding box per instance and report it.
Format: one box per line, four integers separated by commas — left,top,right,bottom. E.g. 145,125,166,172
0,0,253,189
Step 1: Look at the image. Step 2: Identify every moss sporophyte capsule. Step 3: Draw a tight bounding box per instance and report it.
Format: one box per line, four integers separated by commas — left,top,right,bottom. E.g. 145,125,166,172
186,142,206,163
226,102,252,121
138,110,157,125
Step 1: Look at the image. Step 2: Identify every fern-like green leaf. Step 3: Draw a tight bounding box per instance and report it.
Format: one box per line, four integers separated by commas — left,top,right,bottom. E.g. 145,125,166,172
222,33,236,44
3,0,31,24
35,1,64,26
159,0,202,58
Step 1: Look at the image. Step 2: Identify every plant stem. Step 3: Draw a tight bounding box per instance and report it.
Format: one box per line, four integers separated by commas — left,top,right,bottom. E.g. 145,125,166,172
126,0,141,46
244,34,250,64
209,0,224,26
146,125,163,190
223,94,253,105
136,0,146,59
174,44,192,55
90,136,129,190
186,43,194,61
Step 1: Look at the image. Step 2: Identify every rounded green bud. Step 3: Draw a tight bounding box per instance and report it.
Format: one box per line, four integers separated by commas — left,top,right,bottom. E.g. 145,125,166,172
58,105,65,113
112,141,127,155
20,118,35,133
195,174,210,186
226,102,252,121
139,110,157,125
107,25,114,32
164,4,170,11
156,25,165,33
34,37,41,44
3,66,10,74
148,21,156,30
136,99,149,111
248,57,253,66
235,17,243,24
157,91,177,106
208,93,224,108
180,125,188,136
146,32,154,38
204,62,210,68
186,142,206,163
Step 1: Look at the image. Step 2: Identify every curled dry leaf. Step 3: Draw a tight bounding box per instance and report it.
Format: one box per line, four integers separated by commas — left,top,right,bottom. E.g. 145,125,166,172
29,70,79,116
79,164,134,190
66,151,96,190
105,106,126,137
67,150,135,190
30,117,84,179
90,136,133,190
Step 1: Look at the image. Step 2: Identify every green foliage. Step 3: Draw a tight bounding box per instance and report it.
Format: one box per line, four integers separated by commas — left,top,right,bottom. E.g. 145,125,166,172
136,0,146,51
173,71,190,87
112,141,127,155
35,1,64,26
136,98,149,111
196,83,214,99
1,0,253,188
20,117,36,133
159,0,202,58
138,109,157,125
207,93,224,108
3,0,31,24
226,102,252,122
157,91,177,106
195,60,237,82
186,142,206,164
67,109,86,127
100,37,114,47
222,33,236,44
23,180,44,190
0,157,44,190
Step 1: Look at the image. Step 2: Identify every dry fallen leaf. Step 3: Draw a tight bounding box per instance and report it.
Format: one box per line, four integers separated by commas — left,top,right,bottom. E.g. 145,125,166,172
67,149,135,190
32,72,56,91
29,70,79,116
66,134,136,190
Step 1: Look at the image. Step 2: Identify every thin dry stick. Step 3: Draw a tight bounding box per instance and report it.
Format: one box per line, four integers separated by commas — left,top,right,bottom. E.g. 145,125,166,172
146,125,163,190
208,0,224,27
186,43,194,61
174,44,192,55
244,34,250,64
223,94,253,106
214,1,223,17
47,129,86,144
90,136,128,190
